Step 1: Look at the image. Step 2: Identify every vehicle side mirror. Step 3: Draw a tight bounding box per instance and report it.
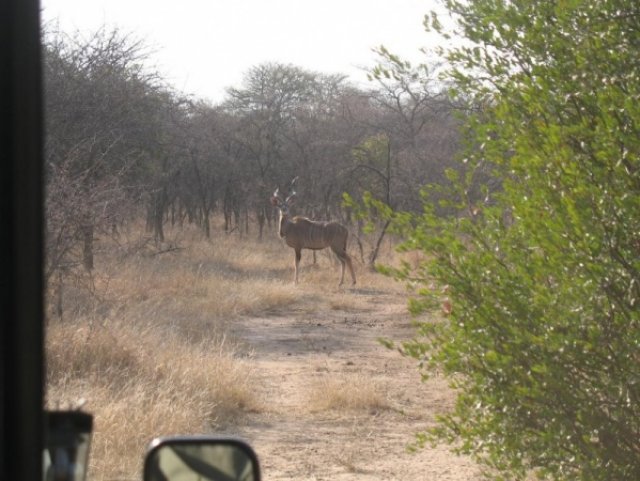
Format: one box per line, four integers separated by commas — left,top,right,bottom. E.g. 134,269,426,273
44,411,93,481
143,436,261,481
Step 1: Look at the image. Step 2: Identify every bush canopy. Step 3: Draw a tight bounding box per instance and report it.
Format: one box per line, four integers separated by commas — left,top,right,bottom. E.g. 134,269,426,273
389,1,640,479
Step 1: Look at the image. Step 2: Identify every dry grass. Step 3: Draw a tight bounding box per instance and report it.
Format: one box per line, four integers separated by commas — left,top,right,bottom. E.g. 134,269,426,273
306,374,390,413
46,316,260,481
45,223,296,481
45,220,404,480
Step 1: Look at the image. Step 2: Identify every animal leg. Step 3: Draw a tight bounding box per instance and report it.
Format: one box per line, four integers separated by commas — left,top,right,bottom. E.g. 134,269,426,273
333,248,355,286
294,249,301,284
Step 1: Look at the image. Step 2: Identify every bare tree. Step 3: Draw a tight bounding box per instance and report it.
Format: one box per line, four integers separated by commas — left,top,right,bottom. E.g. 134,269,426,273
366,46,460,211
43,26,181,297
224,63,320,239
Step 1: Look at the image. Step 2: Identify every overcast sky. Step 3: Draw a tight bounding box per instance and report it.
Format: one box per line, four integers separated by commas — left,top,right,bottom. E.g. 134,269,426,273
41,0,450,103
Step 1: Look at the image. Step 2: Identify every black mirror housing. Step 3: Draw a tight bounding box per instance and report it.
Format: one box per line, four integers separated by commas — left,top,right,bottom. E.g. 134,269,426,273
143,436,261,481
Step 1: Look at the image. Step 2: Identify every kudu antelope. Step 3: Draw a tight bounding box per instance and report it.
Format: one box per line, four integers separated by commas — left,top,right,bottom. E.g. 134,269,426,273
270,187,356,286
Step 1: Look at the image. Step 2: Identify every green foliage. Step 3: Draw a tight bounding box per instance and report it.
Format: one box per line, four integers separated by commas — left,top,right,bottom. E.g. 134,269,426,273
395,1,640,479
350,134,391,202
368,45,427,85
342,191,393,236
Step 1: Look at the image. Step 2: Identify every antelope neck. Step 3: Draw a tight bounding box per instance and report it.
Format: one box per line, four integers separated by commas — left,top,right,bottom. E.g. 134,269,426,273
278,209,290,237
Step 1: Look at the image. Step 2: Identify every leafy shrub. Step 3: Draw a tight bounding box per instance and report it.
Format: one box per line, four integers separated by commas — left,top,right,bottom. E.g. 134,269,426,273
386,1,640,479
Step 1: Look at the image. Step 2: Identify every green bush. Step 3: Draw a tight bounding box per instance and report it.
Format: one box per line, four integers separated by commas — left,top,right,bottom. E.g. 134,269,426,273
391,1,640,479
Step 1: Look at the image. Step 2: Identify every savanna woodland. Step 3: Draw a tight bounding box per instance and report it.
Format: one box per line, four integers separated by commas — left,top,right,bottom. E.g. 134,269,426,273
44,1,640,480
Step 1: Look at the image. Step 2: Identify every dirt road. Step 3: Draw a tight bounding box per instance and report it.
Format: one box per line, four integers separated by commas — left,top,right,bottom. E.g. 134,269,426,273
222,282,480,480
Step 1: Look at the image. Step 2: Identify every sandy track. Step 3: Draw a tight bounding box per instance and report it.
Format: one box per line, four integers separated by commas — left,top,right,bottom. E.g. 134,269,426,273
222,284,480,480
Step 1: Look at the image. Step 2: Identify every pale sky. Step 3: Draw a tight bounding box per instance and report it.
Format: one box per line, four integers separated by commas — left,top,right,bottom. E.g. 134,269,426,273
41,0,450,104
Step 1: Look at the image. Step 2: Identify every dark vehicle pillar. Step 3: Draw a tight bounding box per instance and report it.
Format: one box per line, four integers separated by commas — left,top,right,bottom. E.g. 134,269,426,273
1,1,45,481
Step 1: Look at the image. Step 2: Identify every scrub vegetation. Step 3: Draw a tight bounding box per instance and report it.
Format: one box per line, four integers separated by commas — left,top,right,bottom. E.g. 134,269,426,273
45,224,461,481
44,0,640,480
368,1,640,480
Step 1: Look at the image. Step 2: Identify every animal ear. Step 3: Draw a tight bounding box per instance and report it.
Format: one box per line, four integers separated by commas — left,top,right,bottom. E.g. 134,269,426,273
271,187,283,206
286,193,297,205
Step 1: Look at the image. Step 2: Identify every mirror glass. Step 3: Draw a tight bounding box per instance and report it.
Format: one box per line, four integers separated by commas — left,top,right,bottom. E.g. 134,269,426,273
44,411,93,481
144,439,257,481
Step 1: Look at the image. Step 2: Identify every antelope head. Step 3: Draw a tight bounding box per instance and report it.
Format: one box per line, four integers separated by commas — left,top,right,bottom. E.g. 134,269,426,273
270,187,296,237
271,177,298,236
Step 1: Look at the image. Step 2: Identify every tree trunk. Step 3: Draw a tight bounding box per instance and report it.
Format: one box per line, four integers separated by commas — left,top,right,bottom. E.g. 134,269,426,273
150,188,167,243
368,219,391,270
81,221,94,271
257,205,265,240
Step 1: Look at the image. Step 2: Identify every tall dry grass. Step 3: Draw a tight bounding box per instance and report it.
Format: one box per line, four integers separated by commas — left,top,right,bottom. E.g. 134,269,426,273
306,374,390,413
45,222,301,480
47,319,256,480
45,220,406,480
